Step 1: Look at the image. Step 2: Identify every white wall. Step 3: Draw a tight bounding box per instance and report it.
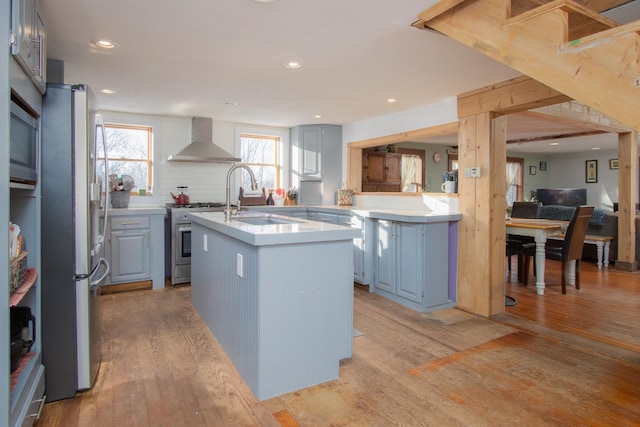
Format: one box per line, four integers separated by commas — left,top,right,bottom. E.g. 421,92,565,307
341,97,459,178
100,111,289,207
549,149,620,209
102,105,634,211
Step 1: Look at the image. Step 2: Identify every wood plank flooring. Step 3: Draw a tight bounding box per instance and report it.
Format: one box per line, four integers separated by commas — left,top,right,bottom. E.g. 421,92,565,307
36,262,640,426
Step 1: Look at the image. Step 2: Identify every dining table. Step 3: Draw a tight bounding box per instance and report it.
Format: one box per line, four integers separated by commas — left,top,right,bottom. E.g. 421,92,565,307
506,218,569,295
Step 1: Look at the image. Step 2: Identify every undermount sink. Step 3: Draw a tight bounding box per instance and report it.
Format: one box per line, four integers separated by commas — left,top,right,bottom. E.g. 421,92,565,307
233,215,301,226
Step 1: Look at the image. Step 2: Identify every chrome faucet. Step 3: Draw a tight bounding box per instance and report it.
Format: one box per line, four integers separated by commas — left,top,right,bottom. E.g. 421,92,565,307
225,163,258,221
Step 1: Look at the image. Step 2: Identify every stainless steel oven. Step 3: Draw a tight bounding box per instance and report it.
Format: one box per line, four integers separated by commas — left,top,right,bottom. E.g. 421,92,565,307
167,202,226,285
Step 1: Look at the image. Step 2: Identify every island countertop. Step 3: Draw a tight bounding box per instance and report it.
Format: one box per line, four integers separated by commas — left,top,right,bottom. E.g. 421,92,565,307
246,205,462,223
188,211,360,246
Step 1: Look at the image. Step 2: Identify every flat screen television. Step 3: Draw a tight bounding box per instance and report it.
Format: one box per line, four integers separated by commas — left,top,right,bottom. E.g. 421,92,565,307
536,188,587,206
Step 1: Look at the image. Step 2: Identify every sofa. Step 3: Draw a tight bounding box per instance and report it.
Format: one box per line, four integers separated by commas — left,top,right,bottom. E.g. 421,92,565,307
538,205,640,263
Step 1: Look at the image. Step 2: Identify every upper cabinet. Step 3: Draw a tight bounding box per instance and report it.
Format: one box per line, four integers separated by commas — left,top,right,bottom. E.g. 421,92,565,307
290,124,342,205
291,125,323,181
362,150,402,192
10,0,47,94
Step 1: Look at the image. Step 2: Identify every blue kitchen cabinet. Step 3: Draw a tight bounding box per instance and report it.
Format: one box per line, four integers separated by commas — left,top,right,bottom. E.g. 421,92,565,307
4,21,46,425
375,219,399,294
290,124,342,205
374,219,454,312
108,216,151,284
105,210,165,289
343,215,374,287
296,125,323,181
313,212,339,224
375,220,424,302
10,0,47,93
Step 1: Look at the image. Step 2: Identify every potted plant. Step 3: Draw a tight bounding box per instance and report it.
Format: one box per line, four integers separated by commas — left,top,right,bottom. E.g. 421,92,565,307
442,169,458,193
286,187,298,205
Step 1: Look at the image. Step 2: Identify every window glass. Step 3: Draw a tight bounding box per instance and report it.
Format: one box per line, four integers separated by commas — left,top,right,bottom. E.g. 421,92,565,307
98,124,153,194
240,134,281,192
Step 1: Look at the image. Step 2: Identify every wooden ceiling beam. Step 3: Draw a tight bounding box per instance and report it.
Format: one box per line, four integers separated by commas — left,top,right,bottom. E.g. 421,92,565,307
458,76,571,118
527,102,632,132
418,0,640,130
507,129,605,143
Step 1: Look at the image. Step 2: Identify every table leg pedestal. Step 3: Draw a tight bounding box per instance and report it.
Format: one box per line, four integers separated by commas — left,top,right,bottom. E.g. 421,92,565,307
535,240,546,295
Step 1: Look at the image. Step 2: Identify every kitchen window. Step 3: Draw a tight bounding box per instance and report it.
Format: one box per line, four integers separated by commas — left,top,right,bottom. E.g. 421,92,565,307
240,133,282,191
98,124,153,195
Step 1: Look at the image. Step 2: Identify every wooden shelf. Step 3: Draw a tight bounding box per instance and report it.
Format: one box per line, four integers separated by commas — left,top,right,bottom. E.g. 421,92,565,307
9,182,36,190
10,352,35,393
10,268,37,306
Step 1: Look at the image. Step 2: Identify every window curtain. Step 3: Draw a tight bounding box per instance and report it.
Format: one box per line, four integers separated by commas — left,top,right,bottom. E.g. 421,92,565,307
506,162,520,206
401,155,422,192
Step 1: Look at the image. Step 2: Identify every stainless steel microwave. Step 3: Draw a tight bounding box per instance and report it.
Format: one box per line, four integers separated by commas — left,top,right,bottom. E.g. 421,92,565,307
10,99,39,185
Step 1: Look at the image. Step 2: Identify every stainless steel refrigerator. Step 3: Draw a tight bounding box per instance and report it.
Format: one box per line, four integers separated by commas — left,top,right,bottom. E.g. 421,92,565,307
41,83,110,401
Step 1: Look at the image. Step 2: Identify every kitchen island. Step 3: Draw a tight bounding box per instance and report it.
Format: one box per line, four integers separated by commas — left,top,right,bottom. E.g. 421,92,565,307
188,211,360,401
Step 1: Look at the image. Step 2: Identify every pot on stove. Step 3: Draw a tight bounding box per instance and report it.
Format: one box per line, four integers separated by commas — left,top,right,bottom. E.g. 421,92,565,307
170,186,190,205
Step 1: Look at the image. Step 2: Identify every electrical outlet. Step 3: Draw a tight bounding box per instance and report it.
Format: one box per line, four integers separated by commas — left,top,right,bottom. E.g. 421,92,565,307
237,253,243,277
203,234,208,252
470,167,481,178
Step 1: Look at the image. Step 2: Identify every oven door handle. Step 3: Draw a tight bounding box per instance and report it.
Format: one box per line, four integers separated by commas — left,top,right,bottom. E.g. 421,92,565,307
177,226,191,233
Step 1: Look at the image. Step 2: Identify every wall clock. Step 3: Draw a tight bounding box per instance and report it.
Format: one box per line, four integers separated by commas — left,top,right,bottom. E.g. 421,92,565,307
433,152,441,163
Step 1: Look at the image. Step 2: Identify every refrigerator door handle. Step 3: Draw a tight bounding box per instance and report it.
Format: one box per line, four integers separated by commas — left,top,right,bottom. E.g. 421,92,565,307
73,257,102,281
90,257,110,288
95,114,109,250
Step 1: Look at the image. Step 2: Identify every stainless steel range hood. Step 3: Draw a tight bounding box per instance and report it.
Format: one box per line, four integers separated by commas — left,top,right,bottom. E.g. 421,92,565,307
167,117,240,163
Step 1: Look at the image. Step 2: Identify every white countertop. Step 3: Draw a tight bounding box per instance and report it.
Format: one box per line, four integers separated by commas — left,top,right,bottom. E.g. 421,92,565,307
247,205,462,223
188,211,361,246
107,207,167,216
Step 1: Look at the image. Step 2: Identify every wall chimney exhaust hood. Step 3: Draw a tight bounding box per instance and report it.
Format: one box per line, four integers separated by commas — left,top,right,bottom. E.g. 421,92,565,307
167,117,241,163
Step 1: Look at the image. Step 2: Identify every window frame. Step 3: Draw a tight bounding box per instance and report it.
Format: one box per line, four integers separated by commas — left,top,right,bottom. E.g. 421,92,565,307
447,153,524,202
99,123,153,195
240,133,283,190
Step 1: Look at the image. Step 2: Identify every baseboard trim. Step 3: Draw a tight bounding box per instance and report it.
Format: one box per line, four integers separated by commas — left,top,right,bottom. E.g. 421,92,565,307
101,280,153,294
614,260,638,272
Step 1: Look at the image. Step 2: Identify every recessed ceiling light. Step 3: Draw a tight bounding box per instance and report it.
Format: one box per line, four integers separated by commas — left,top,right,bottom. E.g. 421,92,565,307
387,98,397,103
592,147,601,150
549,142,560,146
92,39,117,49
101,89,116,94
225,101,238,107
251,0,278,3
285,61,301,69
314,115,323,119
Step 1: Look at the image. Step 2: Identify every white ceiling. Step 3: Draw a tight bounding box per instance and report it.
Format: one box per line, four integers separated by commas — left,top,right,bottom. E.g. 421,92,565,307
38,0,636,154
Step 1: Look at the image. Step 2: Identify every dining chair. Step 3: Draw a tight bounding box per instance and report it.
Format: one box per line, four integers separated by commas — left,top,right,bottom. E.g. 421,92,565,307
506,201,542,279
522,205,595,294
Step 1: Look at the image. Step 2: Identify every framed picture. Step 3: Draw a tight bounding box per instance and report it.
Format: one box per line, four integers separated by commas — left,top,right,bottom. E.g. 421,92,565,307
529,165,536,175
609,159,619,170
539,161,547,171
586,160,598,183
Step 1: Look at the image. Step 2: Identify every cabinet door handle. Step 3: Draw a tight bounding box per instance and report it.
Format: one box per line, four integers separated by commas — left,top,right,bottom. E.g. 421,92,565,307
29,35,43,75
120,221,141,226
29,395,46,420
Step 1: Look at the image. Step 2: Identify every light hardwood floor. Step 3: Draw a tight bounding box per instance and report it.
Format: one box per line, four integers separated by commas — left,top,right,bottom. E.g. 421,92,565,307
36,261,640,426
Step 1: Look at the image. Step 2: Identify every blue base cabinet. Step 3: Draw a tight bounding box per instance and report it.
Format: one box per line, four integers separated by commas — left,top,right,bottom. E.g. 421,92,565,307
374,219,456,312
104,209,165,290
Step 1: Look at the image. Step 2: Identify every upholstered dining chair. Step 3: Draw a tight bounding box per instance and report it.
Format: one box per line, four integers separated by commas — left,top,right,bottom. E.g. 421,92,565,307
522,205,595,294
506,201,542,279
